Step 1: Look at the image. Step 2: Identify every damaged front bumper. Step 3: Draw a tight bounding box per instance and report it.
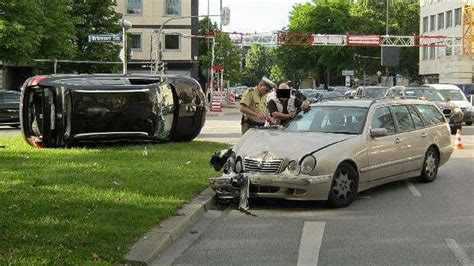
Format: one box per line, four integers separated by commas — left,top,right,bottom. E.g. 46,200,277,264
209,172,332,201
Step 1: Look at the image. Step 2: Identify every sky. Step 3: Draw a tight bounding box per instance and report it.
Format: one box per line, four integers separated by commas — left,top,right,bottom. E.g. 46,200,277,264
198,0,313,33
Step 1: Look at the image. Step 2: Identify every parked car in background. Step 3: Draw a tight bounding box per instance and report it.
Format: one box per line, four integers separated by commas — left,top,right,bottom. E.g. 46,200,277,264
299,89,345,103
234,86,248,100
355,86,390,99
331,86,352,96
426,84,473,126
210,99,453,208
0,90,21,127
20,74,206,148
228,86,248,100
299,89,319,102
385,86,464,133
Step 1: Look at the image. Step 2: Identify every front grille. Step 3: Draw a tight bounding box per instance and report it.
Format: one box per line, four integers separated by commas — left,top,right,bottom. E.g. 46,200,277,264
250,185,280,193
244,158,283,174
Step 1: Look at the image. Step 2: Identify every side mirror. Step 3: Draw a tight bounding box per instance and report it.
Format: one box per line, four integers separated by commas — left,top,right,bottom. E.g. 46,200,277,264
445,96,452,102
370,128,388,138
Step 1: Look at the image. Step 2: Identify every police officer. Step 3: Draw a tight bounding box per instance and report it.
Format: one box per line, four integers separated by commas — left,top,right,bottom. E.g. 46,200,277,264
267,83,310,126
240,78,274,134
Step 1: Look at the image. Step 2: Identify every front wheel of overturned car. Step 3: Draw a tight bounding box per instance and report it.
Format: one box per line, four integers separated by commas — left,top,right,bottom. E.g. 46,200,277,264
417,147,439,183
327,162,359,208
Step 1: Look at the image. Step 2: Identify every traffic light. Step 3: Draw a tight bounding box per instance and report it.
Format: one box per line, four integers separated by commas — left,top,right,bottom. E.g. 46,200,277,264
221,7,230,26
157,61,165,73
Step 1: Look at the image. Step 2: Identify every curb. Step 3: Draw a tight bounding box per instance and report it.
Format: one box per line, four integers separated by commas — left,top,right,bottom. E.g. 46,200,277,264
123,187,216,265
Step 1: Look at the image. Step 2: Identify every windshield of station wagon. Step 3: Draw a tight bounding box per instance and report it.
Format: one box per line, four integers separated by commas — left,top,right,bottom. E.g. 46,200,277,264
437,90,466,101
286,106,368,134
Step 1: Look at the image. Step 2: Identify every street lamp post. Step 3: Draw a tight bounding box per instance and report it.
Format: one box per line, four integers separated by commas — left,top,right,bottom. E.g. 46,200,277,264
120,19,133,75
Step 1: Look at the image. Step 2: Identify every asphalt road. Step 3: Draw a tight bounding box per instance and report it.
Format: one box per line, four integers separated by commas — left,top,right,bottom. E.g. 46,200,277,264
153,117,474,266
3,118,473,266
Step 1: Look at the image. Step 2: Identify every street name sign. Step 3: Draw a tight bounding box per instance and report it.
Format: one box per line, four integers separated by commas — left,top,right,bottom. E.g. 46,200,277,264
88,34,123,43
342,70,354,76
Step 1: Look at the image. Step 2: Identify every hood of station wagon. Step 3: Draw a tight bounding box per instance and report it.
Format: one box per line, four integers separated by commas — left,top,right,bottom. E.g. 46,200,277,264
233,129,356,160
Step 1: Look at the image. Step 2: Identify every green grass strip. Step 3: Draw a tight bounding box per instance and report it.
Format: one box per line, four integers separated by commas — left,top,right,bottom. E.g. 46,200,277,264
0,135,228,264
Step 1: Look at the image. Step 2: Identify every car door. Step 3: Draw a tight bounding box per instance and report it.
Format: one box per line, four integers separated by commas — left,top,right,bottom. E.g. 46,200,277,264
391,105,425,173
366,105,400,181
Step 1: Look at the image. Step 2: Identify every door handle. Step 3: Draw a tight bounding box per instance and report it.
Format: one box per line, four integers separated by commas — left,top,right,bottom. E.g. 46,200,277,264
421,132,427,138
394,138,401,144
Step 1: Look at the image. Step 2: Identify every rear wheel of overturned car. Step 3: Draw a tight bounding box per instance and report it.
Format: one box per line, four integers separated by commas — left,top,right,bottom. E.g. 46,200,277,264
417,147,439,183
327,162,359,208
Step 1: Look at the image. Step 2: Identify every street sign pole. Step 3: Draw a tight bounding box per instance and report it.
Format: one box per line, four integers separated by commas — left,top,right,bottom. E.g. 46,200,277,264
122,25,127,75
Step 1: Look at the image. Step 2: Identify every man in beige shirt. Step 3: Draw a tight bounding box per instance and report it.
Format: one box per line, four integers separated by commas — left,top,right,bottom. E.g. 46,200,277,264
240,79,273,134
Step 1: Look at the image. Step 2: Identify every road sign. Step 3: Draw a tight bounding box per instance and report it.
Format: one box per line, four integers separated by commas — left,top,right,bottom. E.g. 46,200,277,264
342,70,354,76
88,34,123,43
345,76,351,86
377,71,382,76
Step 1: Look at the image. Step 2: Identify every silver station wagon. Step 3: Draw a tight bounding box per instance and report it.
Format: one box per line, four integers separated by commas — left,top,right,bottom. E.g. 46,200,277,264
210,99,453,208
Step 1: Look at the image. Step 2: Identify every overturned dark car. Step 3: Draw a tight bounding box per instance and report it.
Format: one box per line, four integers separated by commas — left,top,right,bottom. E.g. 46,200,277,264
20,74,206,148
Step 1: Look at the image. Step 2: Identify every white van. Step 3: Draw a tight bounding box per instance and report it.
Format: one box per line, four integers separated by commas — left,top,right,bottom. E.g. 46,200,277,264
425,84,473,126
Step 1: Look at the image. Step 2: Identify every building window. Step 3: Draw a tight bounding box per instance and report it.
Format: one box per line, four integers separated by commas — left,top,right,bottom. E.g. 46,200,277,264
430,15,435,31
165,0,181,16
127,0,142,15
454,8,461,26
422,46,428,60
429,46,435,59
446,10,452,28
437,13,444,29
131,34,142,50
423,16,429,33
164,34,180,50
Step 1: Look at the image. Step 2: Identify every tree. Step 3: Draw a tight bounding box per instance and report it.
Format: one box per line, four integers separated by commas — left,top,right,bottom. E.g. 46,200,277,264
198,17,218,88
350,0,420,82
269,64,287,84
198,17,242,87
67,0,122,73
274,0,421,86
243,44,272,86
0,0,75,65
274,0,354,86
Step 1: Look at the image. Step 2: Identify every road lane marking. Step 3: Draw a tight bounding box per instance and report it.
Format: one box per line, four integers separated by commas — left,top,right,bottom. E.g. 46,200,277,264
297,221,326,266
444,239,473,266
406,181,422,197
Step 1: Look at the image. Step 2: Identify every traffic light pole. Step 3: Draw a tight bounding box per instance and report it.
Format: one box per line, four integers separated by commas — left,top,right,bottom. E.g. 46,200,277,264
154,15,222,75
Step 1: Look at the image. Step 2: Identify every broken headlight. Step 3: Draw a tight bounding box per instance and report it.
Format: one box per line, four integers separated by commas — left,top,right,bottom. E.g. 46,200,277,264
234,156,243,173
210,148,234,172
287,160,300,175
223,156,235,174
